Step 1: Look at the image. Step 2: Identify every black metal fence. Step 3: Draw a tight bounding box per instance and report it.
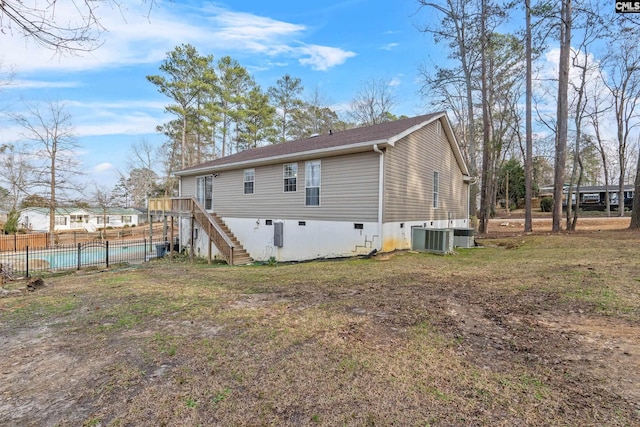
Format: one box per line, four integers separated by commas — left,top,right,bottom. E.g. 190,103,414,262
0,223,171,252
0,238,171,278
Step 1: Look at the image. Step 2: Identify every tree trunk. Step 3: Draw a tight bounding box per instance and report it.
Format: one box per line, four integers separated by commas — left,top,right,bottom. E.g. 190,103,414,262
630,147,640,228
479,0,491,234
181,115,187,169
524,0,533,232
553,0,571,232
49,142,57,247
618,163,625,217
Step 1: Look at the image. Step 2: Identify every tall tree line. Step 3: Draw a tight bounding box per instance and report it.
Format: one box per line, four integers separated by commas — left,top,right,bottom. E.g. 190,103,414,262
418,0,640,231
147,44,403,194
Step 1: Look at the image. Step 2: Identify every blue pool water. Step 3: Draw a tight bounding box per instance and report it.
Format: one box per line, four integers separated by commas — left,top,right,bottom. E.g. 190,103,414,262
0,241,164,273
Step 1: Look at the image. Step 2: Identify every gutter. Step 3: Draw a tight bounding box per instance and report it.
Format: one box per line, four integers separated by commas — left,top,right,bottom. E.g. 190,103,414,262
463,175,478,227
373,144,384,251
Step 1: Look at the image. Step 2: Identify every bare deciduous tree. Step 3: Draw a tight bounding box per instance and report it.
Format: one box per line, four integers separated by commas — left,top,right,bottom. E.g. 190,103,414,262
418,0,481,214
586,88,612,215
0,144,31,210
116,139,162,208
348,77,397,126
0,1,156,53
12,100,83,240
602,26,640,217
93,185,117,239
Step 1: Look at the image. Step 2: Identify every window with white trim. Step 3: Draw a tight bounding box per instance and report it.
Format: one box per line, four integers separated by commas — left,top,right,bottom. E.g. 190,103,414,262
283,163,297,192
121,215,132,224
70,215,85,224
55,216,67,226
196,175,213,210
97,216,110,224
244,169,255,195
433,171,439,209
305,160,321,206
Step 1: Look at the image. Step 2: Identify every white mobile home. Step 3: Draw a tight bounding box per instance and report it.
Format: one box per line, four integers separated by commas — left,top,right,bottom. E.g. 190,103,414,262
174,112,472,264
20,207,143,232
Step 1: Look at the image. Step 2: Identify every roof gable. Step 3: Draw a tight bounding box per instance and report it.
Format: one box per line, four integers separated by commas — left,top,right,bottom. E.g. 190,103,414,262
176,112,470,177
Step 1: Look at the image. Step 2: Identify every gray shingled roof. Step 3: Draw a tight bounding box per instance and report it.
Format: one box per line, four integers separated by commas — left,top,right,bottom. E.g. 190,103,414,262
175,112,456,176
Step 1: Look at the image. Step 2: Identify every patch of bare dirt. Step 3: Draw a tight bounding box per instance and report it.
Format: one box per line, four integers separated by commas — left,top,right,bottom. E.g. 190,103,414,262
487,215,631,234
0,248,638,426
440,292,640,413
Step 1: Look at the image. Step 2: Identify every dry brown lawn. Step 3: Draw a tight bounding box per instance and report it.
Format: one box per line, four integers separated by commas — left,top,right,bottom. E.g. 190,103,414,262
1,222,639,426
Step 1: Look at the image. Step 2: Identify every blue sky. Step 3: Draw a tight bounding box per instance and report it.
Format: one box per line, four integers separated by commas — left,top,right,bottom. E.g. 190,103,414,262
0,0,446,192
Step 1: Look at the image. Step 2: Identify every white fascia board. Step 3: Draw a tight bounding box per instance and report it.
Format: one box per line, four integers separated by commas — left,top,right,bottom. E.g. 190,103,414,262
441,114,470,177
384,113,471,178
386,119,436,145
175,139,392,176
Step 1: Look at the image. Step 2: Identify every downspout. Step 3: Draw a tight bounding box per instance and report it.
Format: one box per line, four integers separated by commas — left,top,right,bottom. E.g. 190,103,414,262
464,176,478,229
178,177,182,252
373,144,384,251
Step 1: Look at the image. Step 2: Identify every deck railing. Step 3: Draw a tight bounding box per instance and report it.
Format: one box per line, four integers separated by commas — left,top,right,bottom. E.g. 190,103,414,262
148,197,173,212
170,197,235,265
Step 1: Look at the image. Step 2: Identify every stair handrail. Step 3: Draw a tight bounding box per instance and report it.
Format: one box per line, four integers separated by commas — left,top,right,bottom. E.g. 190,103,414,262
171,197,235,264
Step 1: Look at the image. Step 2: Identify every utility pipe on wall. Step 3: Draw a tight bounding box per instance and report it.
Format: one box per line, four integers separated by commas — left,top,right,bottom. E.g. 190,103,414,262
373,144,384,251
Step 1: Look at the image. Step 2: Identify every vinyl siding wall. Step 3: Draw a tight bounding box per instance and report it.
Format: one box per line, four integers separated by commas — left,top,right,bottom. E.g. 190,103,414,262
181,151,380,223
383,120,468,223
181,175,197,198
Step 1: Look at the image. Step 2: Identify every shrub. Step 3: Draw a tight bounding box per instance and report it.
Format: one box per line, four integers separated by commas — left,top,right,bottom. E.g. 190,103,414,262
3,209,19,234
540,196,553,212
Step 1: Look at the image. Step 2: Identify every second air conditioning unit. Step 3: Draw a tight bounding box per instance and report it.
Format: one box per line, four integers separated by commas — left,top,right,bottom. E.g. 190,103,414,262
411,227,454,255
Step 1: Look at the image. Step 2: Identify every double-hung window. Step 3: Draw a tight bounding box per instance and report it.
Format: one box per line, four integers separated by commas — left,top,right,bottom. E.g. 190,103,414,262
55,216,67,226
244,169,255,195
284,163,297,192
196,175,213,210
433,171,439,209
305,160,321,206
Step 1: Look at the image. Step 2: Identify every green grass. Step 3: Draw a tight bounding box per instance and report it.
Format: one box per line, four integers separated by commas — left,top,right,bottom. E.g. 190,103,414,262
1,230,638,426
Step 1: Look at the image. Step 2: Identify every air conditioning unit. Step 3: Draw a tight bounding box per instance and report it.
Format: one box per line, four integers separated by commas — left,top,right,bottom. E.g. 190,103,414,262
453,228,475,248
411,228,454,254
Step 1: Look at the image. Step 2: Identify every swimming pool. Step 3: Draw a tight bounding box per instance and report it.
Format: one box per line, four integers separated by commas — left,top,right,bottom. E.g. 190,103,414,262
0,239,168,275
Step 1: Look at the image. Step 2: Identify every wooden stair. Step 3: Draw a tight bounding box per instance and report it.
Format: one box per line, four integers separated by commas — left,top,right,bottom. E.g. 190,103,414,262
209,213,253,265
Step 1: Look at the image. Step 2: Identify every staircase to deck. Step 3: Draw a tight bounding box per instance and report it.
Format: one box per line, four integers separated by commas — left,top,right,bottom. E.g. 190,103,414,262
209,213,253,265
170,197,253,265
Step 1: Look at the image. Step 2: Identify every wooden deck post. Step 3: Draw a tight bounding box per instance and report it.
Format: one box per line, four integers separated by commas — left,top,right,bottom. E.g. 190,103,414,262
169,215,174,260
189,216,194,262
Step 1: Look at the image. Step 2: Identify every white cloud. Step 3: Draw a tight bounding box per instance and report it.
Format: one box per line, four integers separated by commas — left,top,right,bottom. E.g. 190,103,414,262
207,9,305,52
389,76,402,87
298,45,357,71
380,43,399,51
94,163,114,173
0,3,356,73
74,114,162,137
10,80,81,89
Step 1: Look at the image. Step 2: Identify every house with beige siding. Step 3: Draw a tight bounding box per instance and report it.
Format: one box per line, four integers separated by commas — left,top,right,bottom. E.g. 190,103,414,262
173,112,472,264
